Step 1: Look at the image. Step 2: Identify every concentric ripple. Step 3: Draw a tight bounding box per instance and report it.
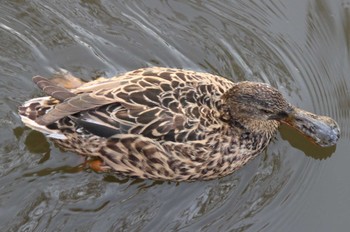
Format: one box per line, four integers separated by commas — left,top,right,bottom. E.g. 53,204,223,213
0,0,349,232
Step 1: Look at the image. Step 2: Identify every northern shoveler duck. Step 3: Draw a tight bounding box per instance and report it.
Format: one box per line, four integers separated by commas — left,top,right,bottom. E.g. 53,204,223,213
18,67,340,181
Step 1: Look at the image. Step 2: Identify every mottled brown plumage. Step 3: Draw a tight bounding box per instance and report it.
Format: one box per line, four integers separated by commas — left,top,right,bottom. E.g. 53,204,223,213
18,67,340,181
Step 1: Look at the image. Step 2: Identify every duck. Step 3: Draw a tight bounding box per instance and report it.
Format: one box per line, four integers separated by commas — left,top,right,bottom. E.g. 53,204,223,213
18,67,340,181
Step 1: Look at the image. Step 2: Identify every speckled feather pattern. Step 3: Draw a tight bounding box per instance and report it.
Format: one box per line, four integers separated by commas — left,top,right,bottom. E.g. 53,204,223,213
19,67,278,181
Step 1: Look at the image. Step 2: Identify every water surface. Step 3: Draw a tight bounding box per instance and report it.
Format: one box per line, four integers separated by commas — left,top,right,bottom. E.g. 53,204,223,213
0,0,349,231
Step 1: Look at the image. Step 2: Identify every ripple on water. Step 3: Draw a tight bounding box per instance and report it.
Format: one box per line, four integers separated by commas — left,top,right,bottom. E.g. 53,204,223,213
0,0,347,231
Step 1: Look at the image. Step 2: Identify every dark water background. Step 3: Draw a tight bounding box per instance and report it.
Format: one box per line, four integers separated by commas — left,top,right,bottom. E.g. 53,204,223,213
1,0,350,231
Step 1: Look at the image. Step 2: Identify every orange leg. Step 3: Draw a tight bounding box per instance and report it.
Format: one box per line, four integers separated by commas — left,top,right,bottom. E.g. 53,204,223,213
83,158,110,172
88,159,104,172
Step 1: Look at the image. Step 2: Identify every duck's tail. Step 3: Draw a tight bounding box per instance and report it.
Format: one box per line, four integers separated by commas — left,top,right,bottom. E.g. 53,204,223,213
18,96,67,139
18,75,81,139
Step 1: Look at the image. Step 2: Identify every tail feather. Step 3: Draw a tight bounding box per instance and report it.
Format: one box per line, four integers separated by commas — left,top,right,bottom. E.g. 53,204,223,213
18,96,67,139
19,75,81,140
33,76,77,101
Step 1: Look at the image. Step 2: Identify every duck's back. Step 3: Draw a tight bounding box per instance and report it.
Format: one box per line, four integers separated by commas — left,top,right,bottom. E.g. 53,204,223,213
20,67,234,141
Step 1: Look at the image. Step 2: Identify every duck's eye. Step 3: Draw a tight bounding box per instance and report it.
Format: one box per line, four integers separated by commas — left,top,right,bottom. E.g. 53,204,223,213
260,109,272,114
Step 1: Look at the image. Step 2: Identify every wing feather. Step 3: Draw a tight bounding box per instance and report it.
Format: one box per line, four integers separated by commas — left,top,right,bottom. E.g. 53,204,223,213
35,93,118,125
34,67,234,143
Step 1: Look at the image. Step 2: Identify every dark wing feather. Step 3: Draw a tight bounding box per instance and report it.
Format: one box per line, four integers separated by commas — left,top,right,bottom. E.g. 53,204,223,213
70,115,120,138
74,80,219,142
35,93,118,125
33,76,117,125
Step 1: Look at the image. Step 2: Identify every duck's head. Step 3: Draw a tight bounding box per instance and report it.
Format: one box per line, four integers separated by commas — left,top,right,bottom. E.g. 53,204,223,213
223,81,340,147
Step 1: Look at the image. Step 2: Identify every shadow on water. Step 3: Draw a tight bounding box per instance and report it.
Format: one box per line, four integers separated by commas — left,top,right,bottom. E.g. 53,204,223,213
279,124,336,160
14,127,50,154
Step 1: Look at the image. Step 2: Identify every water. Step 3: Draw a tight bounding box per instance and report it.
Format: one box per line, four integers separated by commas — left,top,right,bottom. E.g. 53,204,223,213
1,0,349,231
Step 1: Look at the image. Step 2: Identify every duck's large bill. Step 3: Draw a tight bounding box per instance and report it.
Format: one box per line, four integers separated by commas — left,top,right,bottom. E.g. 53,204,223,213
282,108,340,147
